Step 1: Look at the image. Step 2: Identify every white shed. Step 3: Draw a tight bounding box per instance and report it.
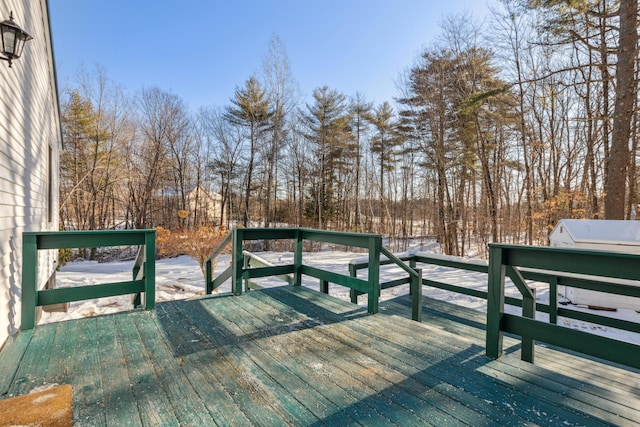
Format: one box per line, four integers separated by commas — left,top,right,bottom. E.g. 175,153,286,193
549,219,640,310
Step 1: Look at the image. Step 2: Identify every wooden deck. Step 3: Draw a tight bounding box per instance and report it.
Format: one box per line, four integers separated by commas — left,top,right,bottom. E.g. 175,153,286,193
1,285,639,426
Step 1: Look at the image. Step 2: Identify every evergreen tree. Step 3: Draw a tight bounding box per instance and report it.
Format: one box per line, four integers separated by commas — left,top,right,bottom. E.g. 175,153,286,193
225,77,273,226
303,86,352,228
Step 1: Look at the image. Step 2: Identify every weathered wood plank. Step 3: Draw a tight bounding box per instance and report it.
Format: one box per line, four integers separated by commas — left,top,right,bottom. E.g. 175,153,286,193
356,307,625,426
388,293,640,394
264,286,615,426
220,295,425,425
205,297,384,426
72,316,106,426
238,292,474,426
115,312,179,426
155,302,254,426
94,315,142,426
44,321,77,388
7,323,56,397
3,285,639,427
162,298,360,426
0,330,33,396
252,288,538,426
388,294,640,400
168,298,296,426
133,309,216,426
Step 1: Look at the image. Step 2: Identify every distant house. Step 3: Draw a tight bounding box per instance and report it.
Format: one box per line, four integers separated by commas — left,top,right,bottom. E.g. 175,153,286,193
187,185,223,225
0,0,62,347
153,185,223,227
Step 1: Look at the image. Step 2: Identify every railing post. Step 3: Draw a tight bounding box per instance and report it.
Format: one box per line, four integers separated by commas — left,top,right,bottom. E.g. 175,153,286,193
232,228,243,295
521,288,536,363
549,276,558,324
243,253,251,292
21,233,39,330
367,236,381,314
132,246,142,308
409,255,417,296
205,257,213,294
144,230,155,310
507,265,536,363
411,268,422,322
486,244,506,359
348,263,358,303
294,229,303,287
320,280,329,294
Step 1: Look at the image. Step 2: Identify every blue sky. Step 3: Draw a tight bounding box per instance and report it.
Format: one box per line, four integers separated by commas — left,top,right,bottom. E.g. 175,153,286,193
49,1,490,110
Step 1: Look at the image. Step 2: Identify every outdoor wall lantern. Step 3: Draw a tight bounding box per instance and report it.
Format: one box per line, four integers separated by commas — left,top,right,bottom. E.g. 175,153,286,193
1,11,33,68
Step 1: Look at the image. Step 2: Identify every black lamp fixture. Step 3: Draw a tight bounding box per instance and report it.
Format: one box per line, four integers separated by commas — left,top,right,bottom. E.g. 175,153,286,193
1,11,32,68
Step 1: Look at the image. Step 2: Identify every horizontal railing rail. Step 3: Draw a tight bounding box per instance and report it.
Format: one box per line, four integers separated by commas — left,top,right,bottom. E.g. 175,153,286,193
22,229,156,330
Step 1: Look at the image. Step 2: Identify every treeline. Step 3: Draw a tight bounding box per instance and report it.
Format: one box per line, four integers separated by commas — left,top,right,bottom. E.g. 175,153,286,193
60,1,640,257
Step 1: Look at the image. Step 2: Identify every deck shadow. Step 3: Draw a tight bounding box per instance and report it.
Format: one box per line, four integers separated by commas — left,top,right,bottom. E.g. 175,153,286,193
308,341,613,427
155,286,368,358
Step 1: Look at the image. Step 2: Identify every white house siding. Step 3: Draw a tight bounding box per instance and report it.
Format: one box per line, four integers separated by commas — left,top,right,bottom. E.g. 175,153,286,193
0,0,61,346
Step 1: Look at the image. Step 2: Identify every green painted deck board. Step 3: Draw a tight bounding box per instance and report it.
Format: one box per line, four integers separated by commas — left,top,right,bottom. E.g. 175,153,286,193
382,295,640,425
115,312,180,426
155,302,254,426
388,294,640,399
262,287,558,426
0,329,33,396
167,299,296,426
72,316,107,426
1,285,639,426
132,310,216,426
94,314,142,427
222,294,427,426
240,293,480,426
45,321,77,387
248,290,523,426
196,295,383,426
7,322,57,397
368,323,609,426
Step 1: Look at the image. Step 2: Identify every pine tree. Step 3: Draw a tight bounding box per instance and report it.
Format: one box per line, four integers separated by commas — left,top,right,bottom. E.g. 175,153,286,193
225,77,273,226
303,86,351,228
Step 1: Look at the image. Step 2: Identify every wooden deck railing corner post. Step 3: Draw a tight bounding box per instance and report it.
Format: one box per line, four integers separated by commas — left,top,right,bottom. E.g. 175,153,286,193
243,253,251,292
21,233,39,330
232,228,244,296
411,267,423,322
366,235,382,314
205,258,213,294
409,255,417,296
486,244,506,359
294,229,303,287
348,263,358,303
549,275,559,324
144,229,156,310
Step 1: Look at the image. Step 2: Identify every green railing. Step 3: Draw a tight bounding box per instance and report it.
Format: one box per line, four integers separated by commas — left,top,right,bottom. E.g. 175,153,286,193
351,249,640,368
22,229,156,330
242,250,294,290
349,251,423,321
205,228,386,315
487,244,640,368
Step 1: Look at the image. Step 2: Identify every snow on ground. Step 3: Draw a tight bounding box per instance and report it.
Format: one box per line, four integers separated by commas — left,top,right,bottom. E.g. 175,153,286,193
41,249,640,345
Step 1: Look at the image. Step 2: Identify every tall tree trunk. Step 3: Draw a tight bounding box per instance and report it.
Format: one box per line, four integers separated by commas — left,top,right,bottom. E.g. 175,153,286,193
605,0,638,219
